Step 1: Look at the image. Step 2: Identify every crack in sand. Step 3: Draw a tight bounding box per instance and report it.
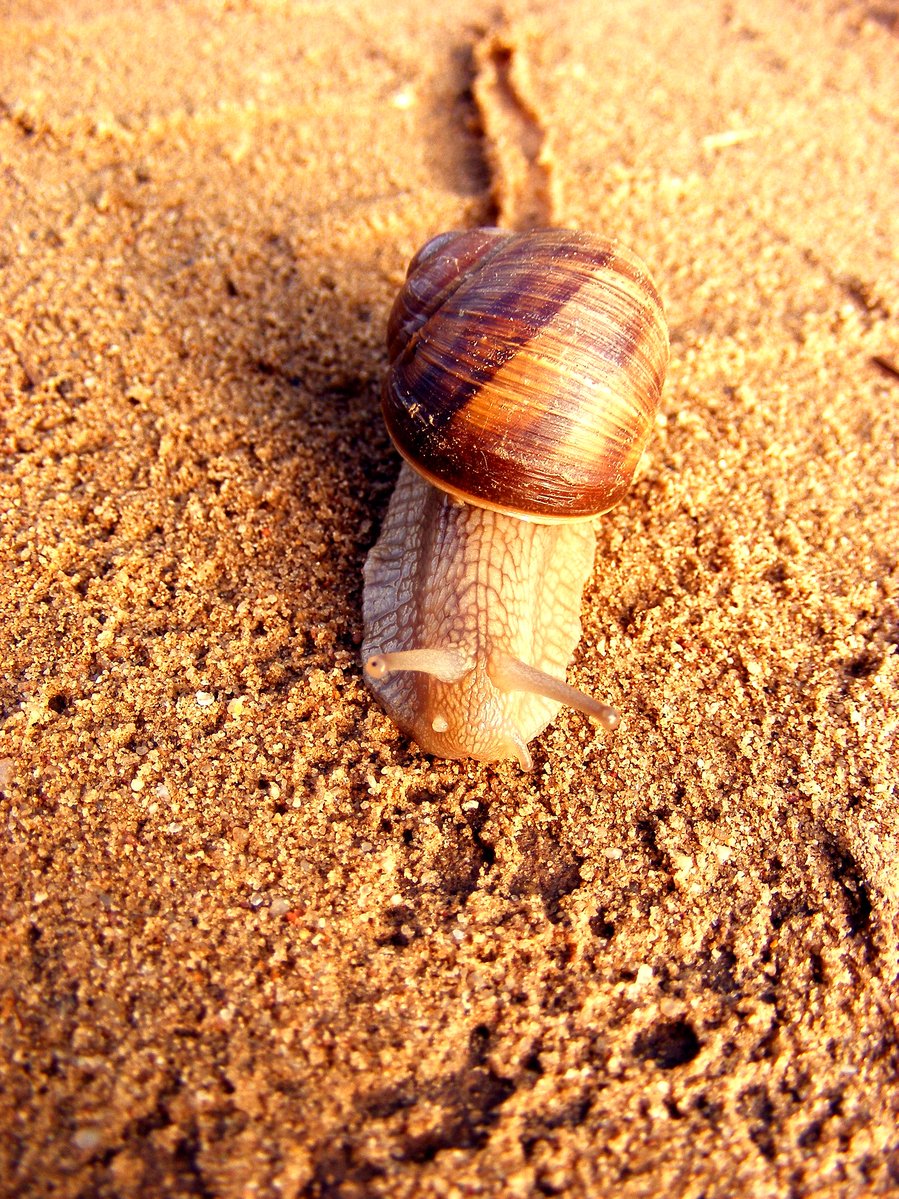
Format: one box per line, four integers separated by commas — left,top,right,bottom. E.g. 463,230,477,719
472,28,557,230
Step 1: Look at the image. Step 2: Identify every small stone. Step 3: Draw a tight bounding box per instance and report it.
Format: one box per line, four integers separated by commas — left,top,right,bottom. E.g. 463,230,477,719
635,963,655,987
73,1127,103,1152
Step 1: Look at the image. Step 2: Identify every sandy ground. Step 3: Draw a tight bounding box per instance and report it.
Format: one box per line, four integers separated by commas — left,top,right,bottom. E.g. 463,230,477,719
1,1,898,1196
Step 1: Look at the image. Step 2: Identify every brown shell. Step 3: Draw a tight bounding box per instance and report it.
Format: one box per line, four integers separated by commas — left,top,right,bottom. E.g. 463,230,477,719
382,227,669,521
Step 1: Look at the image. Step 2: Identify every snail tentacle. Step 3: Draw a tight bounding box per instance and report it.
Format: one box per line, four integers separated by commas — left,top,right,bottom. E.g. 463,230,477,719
488,653,621,733
364,648,469,684
501,730,534,772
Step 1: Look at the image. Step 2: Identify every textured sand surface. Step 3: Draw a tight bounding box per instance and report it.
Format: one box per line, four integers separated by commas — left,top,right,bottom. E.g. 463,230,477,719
1,1,897,1196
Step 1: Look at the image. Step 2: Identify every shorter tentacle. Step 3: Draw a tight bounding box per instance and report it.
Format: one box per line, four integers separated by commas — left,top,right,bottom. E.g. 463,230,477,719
364,647,470,684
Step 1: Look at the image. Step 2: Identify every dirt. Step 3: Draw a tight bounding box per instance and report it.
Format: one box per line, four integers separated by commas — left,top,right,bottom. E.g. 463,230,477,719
1,1,897,1196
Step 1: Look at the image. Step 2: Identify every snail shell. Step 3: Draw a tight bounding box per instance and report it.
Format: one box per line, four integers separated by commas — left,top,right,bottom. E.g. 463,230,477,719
363,228,669,767
383,227,668,521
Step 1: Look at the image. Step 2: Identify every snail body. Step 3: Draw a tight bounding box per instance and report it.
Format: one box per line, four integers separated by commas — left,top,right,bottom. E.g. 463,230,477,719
362,228,668,767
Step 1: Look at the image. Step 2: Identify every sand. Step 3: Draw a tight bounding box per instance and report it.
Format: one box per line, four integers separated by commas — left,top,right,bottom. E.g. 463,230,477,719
1,1,897,1196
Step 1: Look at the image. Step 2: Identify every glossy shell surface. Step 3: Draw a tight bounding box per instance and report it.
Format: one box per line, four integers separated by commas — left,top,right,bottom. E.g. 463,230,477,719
382,227,669,521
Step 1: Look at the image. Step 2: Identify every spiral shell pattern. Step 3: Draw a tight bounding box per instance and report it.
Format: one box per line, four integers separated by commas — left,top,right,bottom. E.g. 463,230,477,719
382,228,669,521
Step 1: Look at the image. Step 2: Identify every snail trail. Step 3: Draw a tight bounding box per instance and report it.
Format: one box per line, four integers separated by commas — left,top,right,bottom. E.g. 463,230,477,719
472,28,557,231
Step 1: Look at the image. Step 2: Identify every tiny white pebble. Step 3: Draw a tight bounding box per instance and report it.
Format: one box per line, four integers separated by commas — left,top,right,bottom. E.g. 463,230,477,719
155,783,170,799
461,799,479,811
602,846,623,860
270,897,291,916
74,1128,103,1152
196,691,214,707
130,777,144,792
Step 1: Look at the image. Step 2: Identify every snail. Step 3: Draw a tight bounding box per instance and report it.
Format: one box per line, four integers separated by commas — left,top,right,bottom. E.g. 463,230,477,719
362,227,668,768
